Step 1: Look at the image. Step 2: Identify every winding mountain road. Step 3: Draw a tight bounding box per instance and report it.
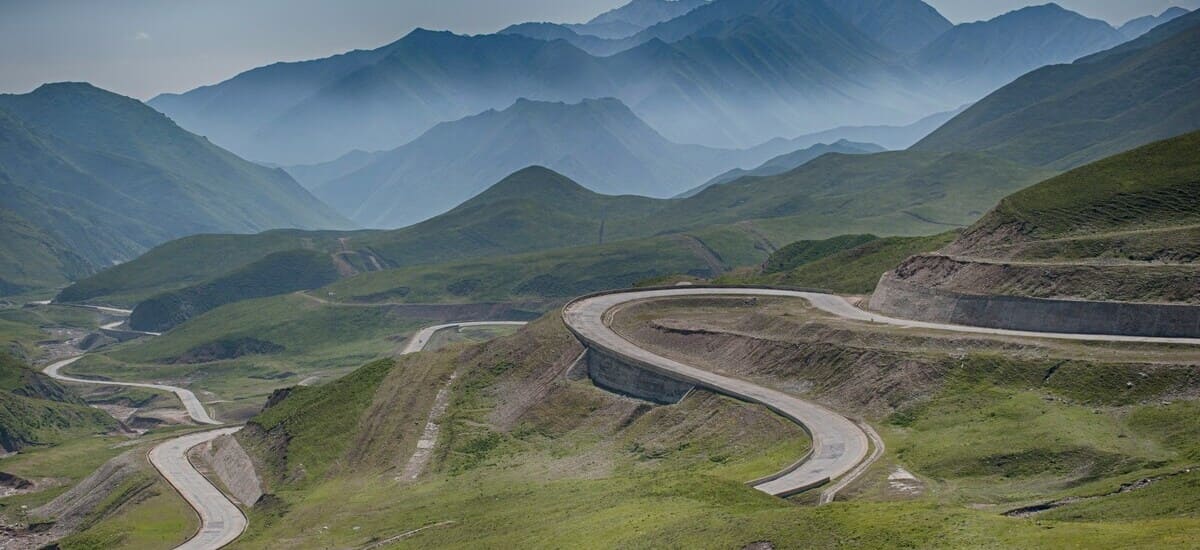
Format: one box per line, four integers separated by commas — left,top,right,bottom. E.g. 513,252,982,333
39,305,524,549
563,287,1200,501
44,355,220,425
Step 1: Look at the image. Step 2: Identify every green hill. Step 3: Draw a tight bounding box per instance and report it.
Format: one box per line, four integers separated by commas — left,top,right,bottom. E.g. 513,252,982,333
62,151,1049,314
912,11,1200,169
883,131,1200,304
0,352,116,452
0,83,350,295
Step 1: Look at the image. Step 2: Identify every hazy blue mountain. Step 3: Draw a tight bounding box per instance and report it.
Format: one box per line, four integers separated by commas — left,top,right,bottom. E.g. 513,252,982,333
825,0,952,52
760,106,967,152
300,98,783,228
149,0,957,164
683,140,886,196
1119,7,1190,39
913,10,1200,169
0,83,349,294
603,0,948,148
588,0,709,28
915,3,1126,100
564,20,645,39
498,23,622,53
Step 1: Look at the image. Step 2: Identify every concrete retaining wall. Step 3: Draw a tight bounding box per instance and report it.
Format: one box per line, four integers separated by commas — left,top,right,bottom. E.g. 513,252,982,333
585,348,694,405
870,276,1200,338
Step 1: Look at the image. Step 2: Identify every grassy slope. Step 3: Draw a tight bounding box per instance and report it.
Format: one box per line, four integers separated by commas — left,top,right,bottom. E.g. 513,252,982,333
720,232,957,294
226,303,1200,548
63,152,1050,309
888,132,1200,303
912,12,1200,169
128,249,341,332
0,83,348,294
0,353,116,452
965,130,1200,241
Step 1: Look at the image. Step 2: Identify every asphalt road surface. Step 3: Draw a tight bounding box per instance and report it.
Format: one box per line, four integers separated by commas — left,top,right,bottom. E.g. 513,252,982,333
563,287,1200,499
148,427,247,550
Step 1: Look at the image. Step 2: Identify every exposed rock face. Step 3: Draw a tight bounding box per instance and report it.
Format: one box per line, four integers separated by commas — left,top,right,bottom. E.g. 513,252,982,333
190,434,264,507
869,273,1200,338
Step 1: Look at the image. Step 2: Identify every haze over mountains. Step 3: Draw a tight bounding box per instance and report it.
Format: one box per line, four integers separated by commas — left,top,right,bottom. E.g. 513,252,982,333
289,97,800,227
914,9,1200,169
0,83,347,294
148,0,1147,167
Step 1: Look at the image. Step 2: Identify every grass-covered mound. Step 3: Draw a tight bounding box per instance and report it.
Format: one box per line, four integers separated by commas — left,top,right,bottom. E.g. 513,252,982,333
883,131,1200,304
0,353,116,452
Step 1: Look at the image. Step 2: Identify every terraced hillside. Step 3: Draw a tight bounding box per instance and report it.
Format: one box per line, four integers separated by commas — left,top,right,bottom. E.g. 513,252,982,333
872,131,1200,335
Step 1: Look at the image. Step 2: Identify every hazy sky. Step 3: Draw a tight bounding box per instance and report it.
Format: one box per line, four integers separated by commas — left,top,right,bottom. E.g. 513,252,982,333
1,0,1195,100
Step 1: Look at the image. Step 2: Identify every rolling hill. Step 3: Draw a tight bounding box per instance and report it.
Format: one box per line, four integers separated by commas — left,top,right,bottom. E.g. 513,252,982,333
292,98,788,227
0,83,349,295
913,4,1126,100
63,144,1052,329
0,352,117,452
686,140,885,196
873,132,1200,334
912,10,1200,169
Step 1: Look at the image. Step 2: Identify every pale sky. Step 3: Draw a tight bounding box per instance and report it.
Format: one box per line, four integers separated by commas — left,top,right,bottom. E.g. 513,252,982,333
0,0,1195,100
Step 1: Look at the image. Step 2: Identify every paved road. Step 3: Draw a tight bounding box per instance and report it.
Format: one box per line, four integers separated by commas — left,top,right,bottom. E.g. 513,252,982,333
148,428,247,550
563,287,1200,499
564,289,872,497
35,303,237,548
44,355,220,425
400,321,529,354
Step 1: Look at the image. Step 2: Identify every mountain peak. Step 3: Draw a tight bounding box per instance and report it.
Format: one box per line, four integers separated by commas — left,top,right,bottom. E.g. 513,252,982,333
470,166,594,204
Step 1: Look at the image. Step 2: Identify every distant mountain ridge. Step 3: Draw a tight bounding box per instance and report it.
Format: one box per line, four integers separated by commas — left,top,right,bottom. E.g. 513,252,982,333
1119,7,1190,39
292,97,792,228
682,140,885,196
0,83,349,294
913,10,1200,169
913,3,1127,99
150,0,1135,169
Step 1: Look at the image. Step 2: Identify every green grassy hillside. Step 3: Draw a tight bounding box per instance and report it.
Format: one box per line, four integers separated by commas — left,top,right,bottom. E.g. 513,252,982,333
0,353,116,452
721,232,957,294
885,131,1200,304
913,11,1200,169
128,249,341,332
0,83,350,295
964,131,1200,243
63,150,1050,311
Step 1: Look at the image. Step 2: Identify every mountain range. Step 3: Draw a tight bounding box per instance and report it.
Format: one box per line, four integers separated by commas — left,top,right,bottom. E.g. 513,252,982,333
288,97,800,227
913,4,1126,99
914,9,1200,169
683,140,885,196
148,0,1137,167
0,83,348,295
1118,7,1190,40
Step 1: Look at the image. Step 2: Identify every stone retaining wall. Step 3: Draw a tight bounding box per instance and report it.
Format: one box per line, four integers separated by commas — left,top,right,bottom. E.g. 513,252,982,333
585,348,694,405
869,276,1200,338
